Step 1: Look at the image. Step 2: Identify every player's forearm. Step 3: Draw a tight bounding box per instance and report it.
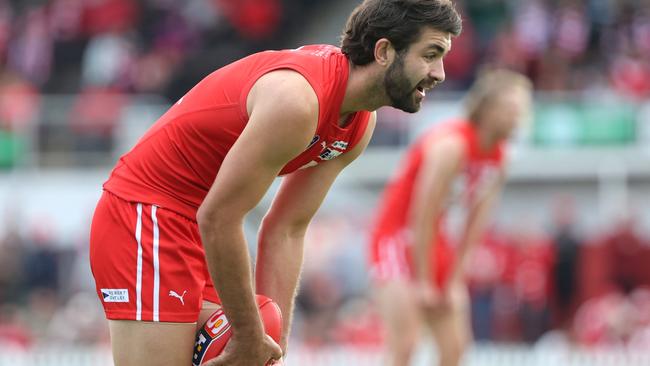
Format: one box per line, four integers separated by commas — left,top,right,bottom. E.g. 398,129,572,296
255,222,306,351
412,218,439,284
451,198,496,284
199,215,264,339
451,218,483,284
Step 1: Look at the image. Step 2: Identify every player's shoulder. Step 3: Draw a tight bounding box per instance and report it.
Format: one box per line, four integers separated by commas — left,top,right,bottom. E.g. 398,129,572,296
420,121,468,161
429,120,468,148
248,69,318,118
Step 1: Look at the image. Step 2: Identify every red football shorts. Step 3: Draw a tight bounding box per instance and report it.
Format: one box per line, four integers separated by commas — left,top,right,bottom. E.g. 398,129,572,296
369,228,454,288
90,191,220,323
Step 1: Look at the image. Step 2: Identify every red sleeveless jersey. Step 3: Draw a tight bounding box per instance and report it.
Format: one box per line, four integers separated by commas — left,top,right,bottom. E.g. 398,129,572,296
372,120,505,238
104,45,371,221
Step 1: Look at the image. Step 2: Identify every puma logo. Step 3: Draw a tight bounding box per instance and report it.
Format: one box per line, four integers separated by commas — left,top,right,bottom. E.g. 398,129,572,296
169,290,187,305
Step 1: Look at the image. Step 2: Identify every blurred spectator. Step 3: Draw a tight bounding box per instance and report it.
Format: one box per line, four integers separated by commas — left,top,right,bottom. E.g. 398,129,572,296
571,287,650,348
468,227,509,341
7,6,52,87
507,221,555,342
0,304,31,348
603,216,650,293
468,222,555,343
0,218,27,303
81,0,138,36
295,271,343,347
215,0,282,41
0,70,39,131
68,86,126,160
330,295,383,347
80,31,135,88
22,224,60,292
0,0,11,62
22,288,58,342
46,292,109,345
549,196,582,330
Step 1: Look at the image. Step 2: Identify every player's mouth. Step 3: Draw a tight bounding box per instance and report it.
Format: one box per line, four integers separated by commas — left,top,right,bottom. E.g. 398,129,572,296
415,83,434,98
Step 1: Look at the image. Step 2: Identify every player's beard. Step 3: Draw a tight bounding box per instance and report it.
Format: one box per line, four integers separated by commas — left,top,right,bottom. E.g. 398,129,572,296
384,53,420,113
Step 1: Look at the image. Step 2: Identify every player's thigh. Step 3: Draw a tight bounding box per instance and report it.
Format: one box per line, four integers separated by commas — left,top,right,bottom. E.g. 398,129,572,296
110,320,197,366
375,279,421,347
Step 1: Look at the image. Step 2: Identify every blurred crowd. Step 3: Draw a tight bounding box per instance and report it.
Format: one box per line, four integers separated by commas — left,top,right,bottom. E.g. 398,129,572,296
0,212,106,347
0,0,647,99
0,0,321,167
447,0,650,98
0,0,320,99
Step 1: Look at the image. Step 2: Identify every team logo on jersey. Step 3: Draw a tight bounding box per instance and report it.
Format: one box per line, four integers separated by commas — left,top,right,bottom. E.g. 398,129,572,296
318,140,348,161
298,139,350,170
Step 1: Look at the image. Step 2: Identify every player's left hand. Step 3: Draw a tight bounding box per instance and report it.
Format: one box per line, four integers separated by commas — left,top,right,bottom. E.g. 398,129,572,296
441,279,469,310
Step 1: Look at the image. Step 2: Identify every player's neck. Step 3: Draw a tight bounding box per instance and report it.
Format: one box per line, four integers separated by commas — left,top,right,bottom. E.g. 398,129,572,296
339,62,387,115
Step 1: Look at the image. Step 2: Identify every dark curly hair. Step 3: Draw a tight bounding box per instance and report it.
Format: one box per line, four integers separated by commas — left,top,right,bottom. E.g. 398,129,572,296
341,0,462,66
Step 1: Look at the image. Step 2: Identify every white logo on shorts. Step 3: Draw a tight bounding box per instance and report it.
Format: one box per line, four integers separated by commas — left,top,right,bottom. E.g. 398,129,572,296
101,289,129,303
169,290,187,306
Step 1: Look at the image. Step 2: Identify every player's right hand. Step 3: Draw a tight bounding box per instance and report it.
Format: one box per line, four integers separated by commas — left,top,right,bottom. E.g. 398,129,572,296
204,333,283,366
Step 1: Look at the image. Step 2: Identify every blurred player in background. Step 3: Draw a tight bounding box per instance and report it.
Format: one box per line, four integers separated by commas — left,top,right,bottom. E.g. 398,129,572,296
370,69,532,366
89,0,461,365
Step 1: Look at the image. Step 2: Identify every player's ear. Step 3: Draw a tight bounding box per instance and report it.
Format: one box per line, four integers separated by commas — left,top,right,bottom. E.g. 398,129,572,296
374,38,395,67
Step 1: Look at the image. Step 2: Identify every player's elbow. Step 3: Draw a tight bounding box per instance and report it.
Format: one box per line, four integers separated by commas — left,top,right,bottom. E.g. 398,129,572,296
196,203,242,239
260,214,309,241
196,202,212,229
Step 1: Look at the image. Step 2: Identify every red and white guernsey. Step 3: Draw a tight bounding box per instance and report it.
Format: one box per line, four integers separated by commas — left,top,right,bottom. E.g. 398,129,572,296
369,120,505,285
104,45,371,221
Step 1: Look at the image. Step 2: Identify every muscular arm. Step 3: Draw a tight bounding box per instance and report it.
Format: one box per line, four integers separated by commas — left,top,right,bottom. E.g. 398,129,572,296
409,135,465,287
448,169,506,285
256,113,376,351
196,70,318,342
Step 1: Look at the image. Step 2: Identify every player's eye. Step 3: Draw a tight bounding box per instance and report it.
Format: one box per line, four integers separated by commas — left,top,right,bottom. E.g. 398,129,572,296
424,54,438,61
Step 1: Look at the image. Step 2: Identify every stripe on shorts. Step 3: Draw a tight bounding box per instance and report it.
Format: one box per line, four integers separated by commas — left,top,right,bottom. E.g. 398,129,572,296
152,205,160,322
135,203,143,321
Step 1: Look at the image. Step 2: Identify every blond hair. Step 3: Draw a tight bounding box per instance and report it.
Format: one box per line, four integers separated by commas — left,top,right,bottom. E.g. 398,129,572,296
464,68,533,124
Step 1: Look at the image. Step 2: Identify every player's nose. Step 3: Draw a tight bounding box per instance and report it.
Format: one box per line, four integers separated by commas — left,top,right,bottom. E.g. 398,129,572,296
429,59,445,85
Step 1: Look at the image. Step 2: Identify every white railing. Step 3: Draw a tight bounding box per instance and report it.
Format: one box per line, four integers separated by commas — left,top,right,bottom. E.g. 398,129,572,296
2,345,650,366
1,93,649,177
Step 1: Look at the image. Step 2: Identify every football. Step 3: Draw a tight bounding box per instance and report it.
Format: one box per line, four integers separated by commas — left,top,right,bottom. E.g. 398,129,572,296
192,294,283,366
